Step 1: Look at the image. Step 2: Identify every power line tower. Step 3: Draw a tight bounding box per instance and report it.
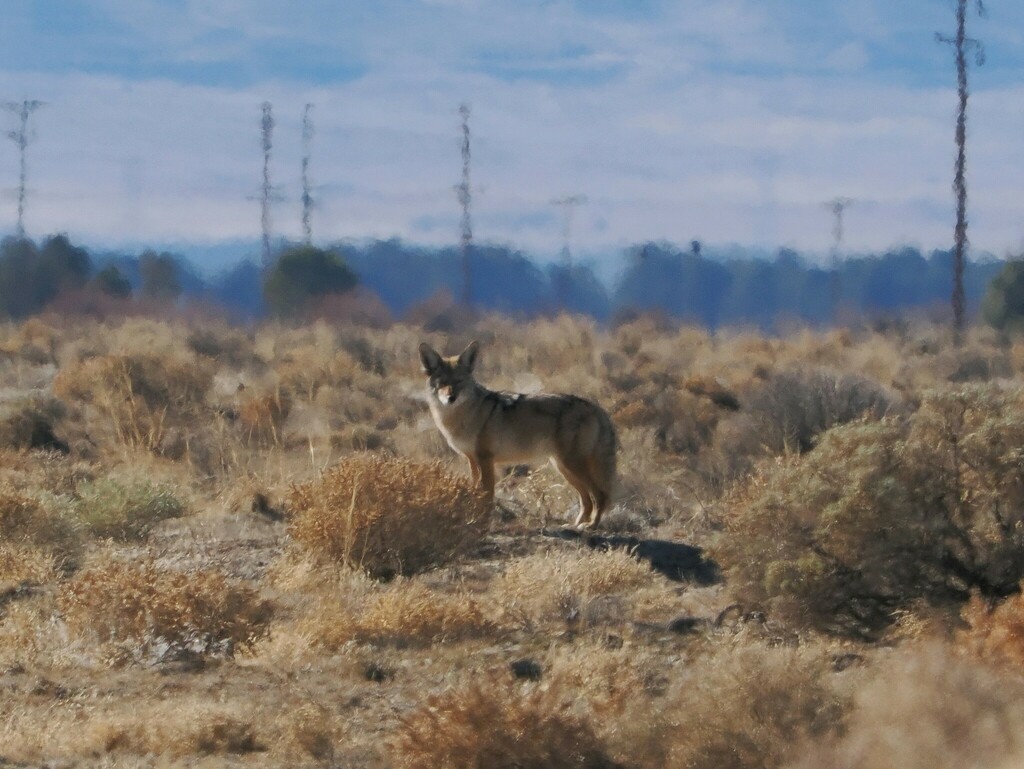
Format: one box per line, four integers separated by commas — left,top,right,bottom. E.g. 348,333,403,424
550,194,587,308
259,101,275,269
825,197,854,322
456,103,473,307
301,103,314,245
937,0,986,341
4,100,44,239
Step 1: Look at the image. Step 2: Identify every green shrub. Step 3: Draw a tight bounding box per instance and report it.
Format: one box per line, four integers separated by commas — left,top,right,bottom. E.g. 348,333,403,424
74,477,187,540
715,385,1024,637
982,257,1024,333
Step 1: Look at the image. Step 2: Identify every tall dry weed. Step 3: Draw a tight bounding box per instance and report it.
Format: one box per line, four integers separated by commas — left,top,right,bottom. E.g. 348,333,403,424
53,350,213,452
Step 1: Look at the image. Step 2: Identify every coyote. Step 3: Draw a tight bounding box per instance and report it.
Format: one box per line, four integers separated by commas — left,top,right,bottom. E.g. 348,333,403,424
419,340,618,529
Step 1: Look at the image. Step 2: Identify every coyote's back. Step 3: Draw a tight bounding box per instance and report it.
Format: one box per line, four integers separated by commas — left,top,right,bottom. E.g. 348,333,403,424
419,340,617,528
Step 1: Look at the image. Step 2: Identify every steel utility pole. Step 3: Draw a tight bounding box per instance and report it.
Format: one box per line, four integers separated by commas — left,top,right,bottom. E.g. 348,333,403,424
259,102,275,269
301,103,314,245
551,195,587,308
826,197,854,322
456,103,473,307
937,0,985,340
4,100,44,239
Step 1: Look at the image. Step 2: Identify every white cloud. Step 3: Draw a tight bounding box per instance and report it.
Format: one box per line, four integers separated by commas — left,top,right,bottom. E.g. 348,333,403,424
0,0,1021,265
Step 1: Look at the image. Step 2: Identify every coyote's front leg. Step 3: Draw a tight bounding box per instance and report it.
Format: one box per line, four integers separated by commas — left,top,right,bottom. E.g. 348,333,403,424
475,451,496,503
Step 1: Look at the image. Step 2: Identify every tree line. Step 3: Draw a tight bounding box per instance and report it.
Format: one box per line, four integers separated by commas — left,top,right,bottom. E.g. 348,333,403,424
0,234,1019,331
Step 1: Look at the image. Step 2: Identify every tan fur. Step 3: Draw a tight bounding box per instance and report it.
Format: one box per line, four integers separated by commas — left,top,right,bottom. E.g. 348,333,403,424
419,340,618,529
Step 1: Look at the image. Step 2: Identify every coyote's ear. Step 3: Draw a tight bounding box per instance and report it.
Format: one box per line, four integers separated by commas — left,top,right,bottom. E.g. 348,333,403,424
419,342,443,375
457,340,480,372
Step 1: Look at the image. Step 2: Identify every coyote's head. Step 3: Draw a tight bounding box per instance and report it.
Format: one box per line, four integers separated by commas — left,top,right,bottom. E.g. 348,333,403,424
419,340,479,405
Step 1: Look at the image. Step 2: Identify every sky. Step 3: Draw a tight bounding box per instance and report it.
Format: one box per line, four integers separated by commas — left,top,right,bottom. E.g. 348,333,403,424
1,0,1023,268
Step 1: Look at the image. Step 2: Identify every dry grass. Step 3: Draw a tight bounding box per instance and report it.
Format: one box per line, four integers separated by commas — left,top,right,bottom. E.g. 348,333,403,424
958,588,1024,667
53,349,213,453
391,676,621,769
59,553,274,664
298,578,499,649
791,644,1024,769
492,548,669,629
661,642,847,769
288,452,491,579
9,313,1024,767
0,479,79,563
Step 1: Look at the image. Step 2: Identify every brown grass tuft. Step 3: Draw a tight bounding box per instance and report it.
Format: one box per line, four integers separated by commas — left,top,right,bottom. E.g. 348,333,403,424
391,677,621,769
59,554,273,664
958,588,1024,667
288,453,490,579
493,548,662,629
0,480,78,562
302,579,498,649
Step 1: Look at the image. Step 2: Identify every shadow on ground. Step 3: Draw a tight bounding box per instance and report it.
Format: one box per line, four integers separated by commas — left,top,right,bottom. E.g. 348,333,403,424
541,528,721,585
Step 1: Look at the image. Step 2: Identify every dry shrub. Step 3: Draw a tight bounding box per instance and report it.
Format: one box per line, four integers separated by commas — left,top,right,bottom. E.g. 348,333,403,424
958,589,1024,666
0,543,56,587
391,677,621,769
276,702,338,762
543,642,667,763
186,324,256,367
0,393,67,452
613,388,719,455
663,643,845,769
0,480,78,562
288,453,490,579
494,548,659,628
716,385,1024,638
238,390,292,446
303,579,497,649
53,351,213,451
60,554,273,664
313,287,393,328
0,317,57,364
792,644,1024,769
726,366,899,456
97,709,263,757
73,475,187,540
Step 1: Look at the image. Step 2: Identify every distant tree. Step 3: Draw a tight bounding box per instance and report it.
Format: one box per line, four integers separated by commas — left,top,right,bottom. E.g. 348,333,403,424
38,234,91,301
0,238,39,317
263,244,357,318
0,234,92,318
982,259,1024,333
93,264,132,299
139,251,182,301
